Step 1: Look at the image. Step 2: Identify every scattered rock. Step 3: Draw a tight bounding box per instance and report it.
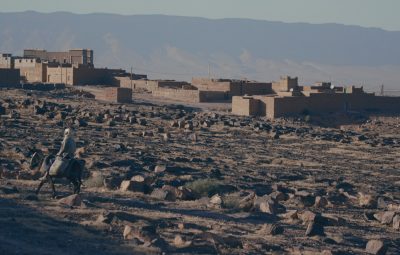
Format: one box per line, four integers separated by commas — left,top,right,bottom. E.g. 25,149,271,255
314,196,329,208
123,224,156,243
381,211,396,224
173,235,192,248
58,194,85,208
257,223,284,236
365,240,387,255
300,211,318,223
208,194,223,208
154,165,167,173
120,175,153,193
96,211,115,224
393,215,400,230
259,200,277,215
359,192,377,208
151,188,176,201
305,221,324,236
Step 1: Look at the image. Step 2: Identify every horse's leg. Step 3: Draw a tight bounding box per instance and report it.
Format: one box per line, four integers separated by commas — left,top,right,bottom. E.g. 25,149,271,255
71,162,82,194
35,176,47,194
48,176,57,198
71,179,80,194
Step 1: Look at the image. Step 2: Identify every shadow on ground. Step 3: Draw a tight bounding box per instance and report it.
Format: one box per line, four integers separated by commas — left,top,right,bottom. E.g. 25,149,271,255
0,198,133,255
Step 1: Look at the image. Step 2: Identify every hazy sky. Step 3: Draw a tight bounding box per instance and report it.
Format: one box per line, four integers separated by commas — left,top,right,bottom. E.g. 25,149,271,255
2,0,399,31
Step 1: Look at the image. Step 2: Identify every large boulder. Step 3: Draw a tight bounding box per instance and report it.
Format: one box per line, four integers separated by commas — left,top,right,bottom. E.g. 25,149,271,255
365,240,387,255
58,194,84,208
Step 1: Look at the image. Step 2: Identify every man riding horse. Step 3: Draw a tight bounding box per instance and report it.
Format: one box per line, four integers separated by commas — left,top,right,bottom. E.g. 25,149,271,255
36,128,83,197
58,128,76,160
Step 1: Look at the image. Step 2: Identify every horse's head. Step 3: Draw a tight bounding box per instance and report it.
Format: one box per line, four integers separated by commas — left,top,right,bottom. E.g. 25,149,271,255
30,152,44,169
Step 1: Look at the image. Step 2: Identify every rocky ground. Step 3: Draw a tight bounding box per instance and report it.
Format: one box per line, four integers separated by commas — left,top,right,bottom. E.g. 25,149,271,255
0,88,399,255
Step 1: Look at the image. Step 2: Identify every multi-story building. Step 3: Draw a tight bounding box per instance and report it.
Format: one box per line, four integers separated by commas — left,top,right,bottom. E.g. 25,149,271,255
0,53,14,69
13,57,47,83
23,49,93,67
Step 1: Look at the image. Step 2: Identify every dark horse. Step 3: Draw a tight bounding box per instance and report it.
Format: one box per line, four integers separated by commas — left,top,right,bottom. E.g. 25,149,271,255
32,154,85,198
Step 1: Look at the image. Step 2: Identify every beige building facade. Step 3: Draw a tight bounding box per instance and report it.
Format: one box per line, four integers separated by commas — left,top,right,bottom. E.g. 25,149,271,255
232,82,400,119
24,49,93,67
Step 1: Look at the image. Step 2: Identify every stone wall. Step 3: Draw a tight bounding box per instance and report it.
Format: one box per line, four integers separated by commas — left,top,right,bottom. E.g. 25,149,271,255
47,66,117,86
242,82,273,96
0,69,20,87
153,88,201,102
232,92,400,119
14,59,47,83
192,78,272,97
47,66,74,85
152,87,228,103
232,97,260,116
0,54,13,69
272,76,299,92
198,91,228,102
94,87,132,103
24,49,93,67
21,83,65,91
73,67,115,85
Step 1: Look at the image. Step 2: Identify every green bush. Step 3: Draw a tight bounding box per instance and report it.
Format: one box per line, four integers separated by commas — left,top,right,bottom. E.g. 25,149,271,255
185,179,221,197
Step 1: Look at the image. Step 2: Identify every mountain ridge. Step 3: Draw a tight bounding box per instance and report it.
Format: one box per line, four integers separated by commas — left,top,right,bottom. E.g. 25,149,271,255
1,11,399,90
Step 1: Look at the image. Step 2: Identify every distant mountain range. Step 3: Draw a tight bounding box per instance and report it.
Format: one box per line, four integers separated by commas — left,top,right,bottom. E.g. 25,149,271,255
1,11,400,91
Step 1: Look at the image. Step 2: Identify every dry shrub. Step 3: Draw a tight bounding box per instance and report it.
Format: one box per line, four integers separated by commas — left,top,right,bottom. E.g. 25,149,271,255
185,178,221,197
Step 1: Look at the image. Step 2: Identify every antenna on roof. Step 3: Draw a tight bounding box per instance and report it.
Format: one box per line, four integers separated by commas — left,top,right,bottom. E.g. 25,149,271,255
208,62,211,79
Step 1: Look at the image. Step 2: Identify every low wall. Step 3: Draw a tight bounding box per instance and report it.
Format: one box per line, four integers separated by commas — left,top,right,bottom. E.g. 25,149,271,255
152,88,200,102
242,82,273,96
233,93,400,119
0,68,20,87
21,83,65,91
198,91,228,102
94,87,132,103
73,67,116,85
152,87,229,103
271,93,400,118
232,96,260,116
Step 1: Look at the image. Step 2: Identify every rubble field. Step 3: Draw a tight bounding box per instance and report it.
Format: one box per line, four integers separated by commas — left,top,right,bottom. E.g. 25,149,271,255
0,88,399,255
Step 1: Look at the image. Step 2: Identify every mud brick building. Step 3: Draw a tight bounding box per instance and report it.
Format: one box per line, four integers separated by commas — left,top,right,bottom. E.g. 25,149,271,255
46,64,125,86
232,77,400,119
24,49,93,67
152,87,227,103
116,78,188,91
0,54,13,69
92,87,132,103
13,58,47,83
191,77,272,98
0,49,125,85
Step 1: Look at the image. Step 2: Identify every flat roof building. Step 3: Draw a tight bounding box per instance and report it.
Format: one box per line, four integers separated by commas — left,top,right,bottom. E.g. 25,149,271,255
23,49,93,67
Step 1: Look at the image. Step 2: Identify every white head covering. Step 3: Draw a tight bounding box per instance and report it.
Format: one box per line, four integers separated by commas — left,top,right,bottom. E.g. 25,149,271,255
64,128,72,136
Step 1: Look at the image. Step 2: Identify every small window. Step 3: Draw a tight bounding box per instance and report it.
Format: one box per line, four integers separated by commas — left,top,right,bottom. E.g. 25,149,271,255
31,59,33,63
19,59,22,63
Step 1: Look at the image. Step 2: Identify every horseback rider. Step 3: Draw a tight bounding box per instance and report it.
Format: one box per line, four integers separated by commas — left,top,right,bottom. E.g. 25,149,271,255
41,128,76,180
36,128,83,196
57,128,76,159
